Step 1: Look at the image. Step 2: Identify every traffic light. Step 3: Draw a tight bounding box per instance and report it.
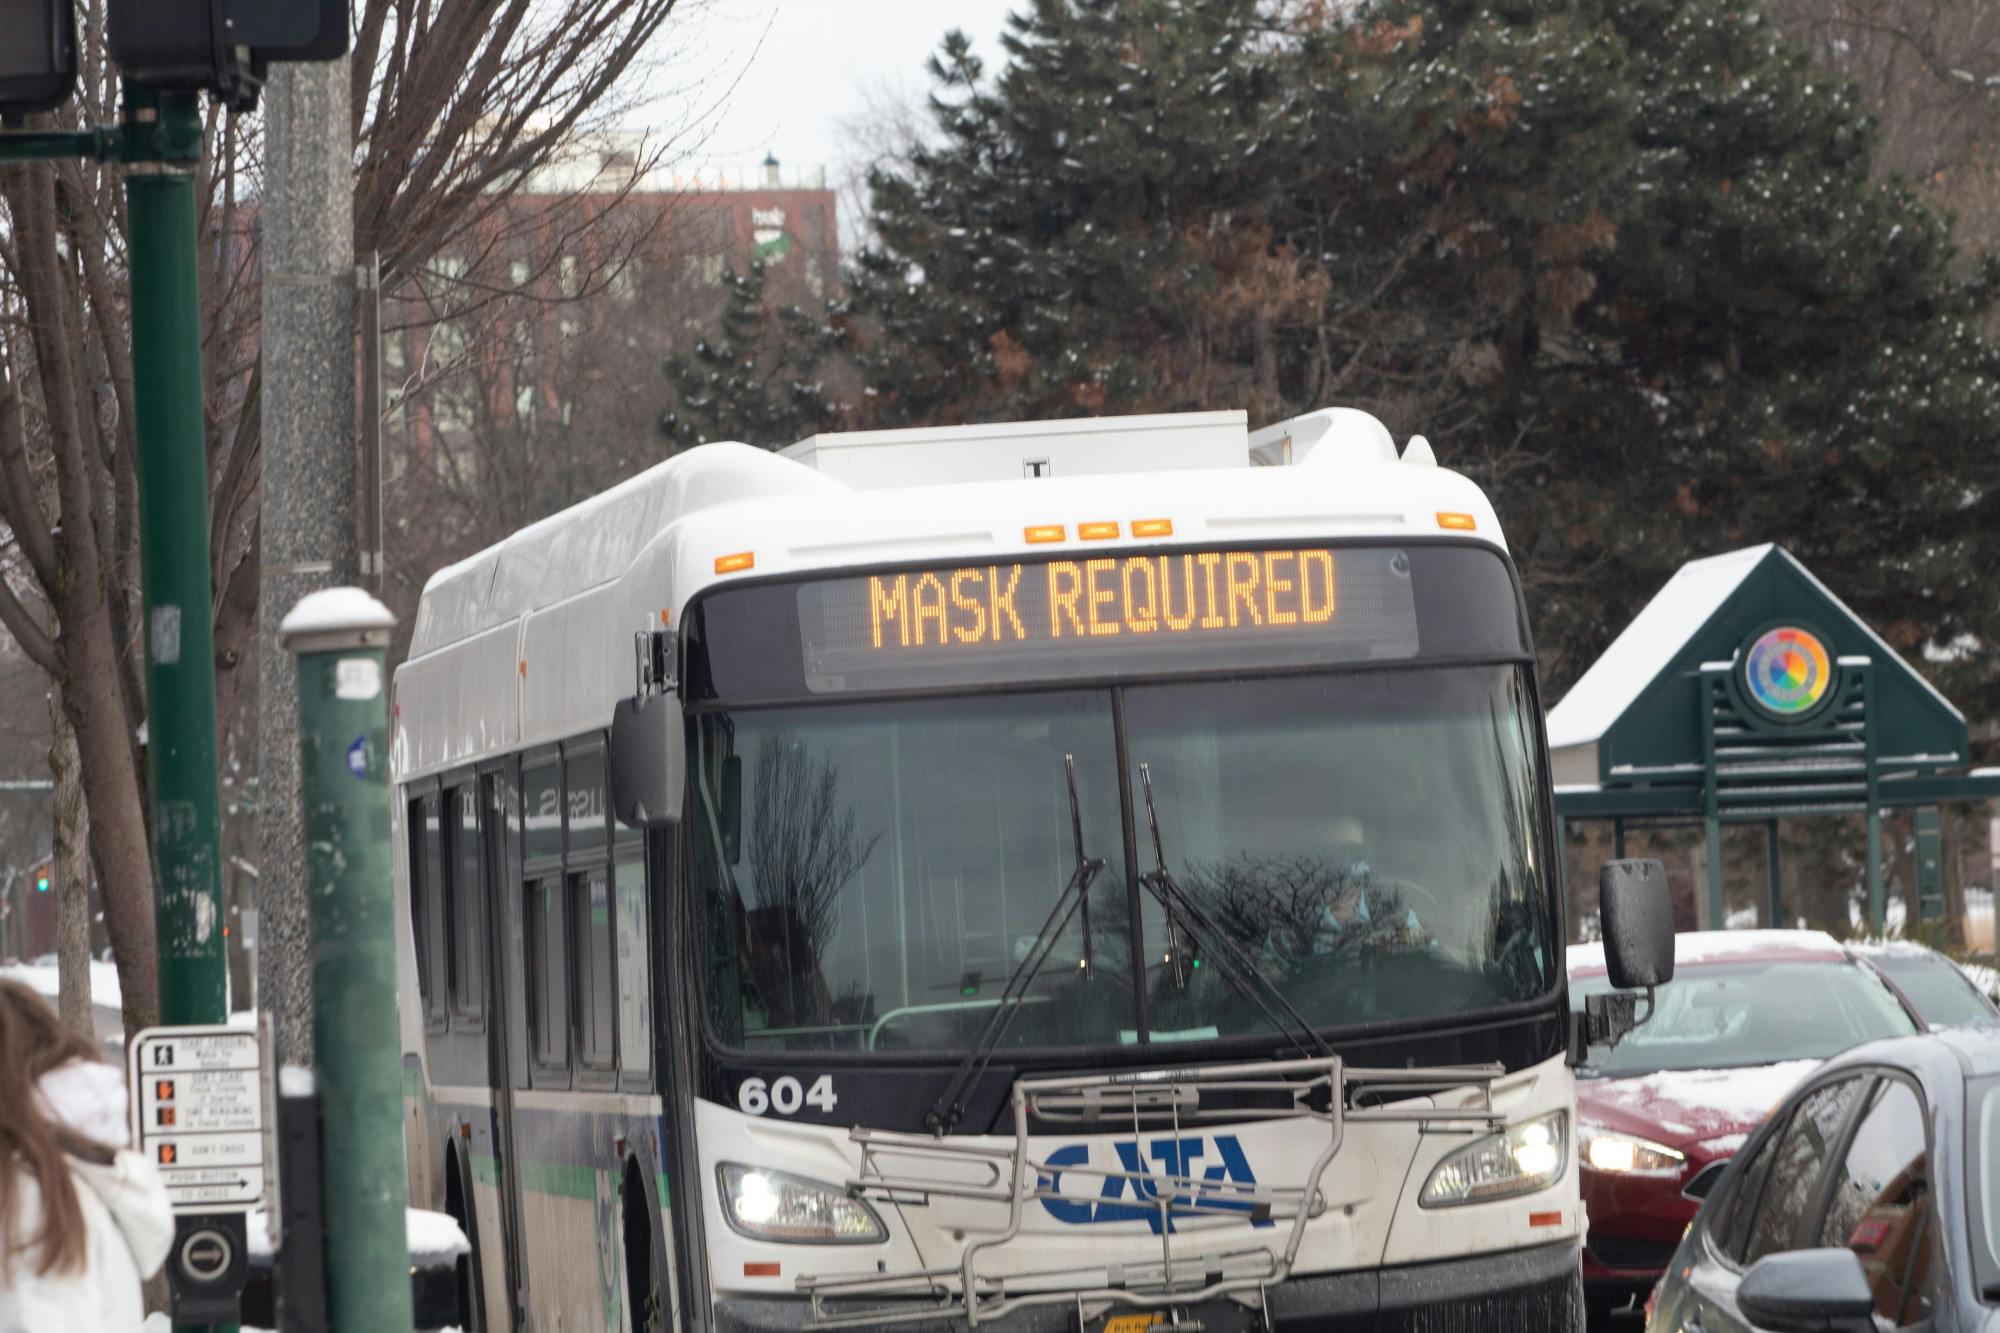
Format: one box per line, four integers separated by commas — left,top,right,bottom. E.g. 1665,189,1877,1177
33,863,51,894
0,0,78,120
109,0,348,111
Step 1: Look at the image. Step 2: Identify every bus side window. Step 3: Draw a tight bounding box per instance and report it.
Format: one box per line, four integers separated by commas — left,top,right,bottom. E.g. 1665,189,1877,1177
421,794,447,1032
572,869,617,1072
407,797,432,1009
613,858,651,1085
447,784,486,1026
528,876,570,1075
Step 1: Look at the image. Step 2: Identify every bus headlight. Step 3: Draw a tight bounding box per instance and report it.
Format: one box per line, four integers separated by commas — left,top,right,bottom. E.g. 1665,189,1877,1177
1418,1111,1567,1208
717,1163,887,1244
1579,1124,1685,1176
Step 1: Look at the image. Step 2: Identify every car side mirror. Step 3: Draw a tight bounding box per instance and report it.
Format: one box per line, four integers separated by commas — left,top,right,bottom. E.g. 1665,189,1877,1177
609,692,685,827
1736,1248,1877,1333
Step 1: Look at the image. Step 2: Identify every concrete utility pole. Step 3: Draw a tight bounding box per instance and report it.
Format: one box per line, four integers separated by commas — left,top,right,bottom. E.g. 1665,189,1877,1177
257,59,357,1066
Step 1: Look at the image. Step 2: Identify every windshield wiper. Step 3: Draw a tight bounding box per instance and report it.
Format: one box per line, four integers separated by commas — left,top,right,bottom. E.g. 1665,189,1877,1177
1137,762,1332,1060
926,754,1105,1135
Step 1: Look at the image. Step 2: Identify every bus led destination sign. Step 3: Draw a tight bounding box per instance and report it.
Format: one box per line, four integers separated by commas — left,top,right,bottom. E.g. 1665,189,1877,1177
796,546,1419,693
869,548,1338,648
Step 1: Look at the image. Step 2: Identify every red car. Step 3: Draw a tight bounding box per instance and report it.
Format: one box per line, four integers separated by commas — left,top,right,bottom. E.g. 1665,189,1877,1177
1566,929,1923,1326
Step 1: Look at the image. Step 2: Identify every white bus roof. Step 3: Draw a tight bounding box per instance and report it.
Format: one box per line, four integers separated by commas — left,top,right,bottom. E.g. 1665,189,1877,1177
394,408,1507,782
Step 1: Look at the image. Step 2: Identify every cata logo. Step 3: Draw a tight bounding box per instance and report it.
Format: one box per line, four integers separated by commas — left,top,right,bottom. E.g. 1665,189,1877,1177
1038,1135,1270,1234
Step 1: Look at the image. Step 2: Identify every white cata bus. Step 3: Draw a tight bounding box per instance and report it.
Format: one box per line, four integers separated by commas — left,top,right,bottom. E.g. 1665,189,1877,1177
391,405,1669,1332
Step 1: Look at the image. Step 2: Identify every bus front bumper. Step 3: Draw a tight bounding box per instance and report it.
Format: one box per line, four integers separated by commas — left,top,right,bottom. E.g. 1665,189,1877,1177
712,1238,1581,1331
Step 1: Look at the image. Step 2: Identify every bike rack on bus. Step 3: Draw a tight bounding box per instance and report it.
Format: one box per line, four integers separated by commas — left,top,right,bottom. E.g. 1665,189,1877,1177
795,1056,1508,1329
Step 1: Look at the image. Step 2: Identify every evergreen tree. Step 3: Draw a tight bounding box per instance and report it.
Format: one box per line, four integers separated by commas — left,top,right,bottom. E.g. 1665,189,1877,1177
1374,0,2000,711
838,0,2000,721
660,260,845,449
846,0,1333,424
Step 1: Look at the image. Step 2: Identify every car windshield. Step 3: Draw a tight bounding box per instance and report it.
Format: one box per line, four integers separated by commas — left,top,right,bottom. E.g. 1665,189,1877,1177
1570,960,1918,1077
1867,954,1993,1027
691,665,1556,1054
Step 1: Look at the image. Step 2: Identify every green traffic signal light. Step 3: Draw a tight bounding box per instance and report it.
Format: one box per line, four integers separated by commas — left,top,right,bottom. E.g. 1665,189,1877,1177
35,875,51,893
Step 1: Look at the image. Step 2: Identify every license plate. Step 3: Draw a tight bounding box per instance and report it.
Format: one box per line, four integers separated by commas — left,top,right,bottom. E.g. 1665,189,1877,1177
1099,1317,1165,1333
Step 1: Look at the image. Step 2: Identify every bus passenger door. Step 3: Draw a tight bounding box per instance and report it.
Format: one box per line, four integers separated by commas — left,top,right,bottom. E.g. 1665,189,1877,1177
485,765,532,1328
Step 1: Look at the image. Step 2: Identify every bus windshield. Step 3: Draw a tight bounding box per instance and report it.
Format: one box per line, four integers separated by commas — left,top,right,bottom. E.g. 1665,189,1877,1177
692,664,1555,1055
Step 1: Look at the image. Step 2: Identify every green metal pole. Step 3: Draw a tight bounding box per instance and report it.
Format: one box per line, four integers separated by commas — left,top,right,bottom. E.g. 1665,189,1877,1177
1766,820,1783,928
1704,817,1724,931
1866,811,1885,932
125,85,237,1333
1915,806,1944,924
281,590,412,1333
124,86,237,1333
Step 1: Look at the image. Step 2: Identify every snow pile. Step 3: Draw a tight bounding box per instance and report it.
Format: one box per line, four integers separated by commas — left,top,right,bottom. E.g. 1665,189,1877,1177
1847,897,1910,934
247,1208,275,1258
407,1207,472,1268
0,958,124,1009
245,1206,466,1270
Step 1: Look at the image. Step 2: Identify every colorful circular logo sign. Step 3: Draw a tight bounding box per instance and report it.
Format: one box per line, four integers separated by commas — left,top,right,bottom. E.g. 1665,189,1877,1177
1743,626,1833,719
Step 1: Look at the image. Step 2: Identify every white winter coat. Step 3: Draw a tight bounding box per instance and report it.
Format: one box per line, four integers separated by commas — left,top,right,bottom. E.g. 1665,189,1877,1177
0,1061,175,1332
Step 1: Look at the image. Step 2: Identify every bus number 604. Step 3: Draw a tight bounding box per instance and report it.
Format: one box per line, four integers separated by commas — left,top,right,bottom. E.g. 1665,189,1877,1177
738,1075,838,1117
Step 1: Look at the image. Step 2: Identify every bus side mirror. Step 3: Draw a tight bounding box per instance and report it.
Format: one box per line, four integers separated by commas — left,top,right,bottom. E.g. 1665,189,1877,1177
718,755,743,862
1600,858,1674,990
609,694,685,827
1577,859,1676,1055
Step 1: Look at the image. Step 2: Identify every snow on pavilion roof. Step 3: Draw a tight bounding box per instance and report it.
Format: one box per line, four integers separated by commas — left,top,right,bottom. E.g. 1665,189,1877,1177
1545,543,1961,754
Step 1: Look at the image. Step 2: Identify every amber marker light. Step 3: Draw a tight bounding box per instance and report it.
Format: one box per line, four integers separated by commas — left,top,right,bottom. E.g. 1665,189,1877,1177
1078,521,1120,541
1528,1211,1563,1228
714,551,756,574
1437,512,1477,531
743,1262,780,1278
1024,524,1066,544
1131,518,1174,538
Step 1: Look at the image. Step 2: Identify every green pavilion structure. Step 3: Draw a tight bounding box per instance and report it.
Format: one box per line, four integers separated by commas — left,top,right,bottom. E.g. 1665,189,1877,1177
1547,544,2000,931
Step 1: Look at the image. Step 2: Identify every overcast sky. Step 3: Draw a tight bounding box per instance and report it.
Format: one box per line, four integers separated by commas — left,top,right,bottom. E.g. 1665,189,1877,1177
661,0,1023,177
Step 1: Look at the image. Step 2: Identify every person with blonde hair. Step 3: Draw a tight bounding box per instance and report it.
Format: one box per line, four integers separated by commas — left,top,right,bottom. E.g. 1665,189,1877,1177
0,977,173,1330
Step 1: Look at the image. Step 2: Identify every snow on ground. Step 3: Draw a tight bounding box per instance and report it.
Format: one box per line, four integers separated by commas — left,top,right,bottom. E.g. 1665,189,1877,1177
1586,1060,1821,1132
1847,897,1910,934
0,957,124,1009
